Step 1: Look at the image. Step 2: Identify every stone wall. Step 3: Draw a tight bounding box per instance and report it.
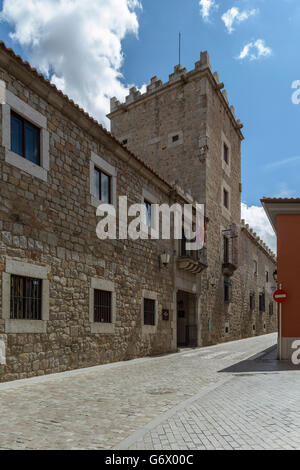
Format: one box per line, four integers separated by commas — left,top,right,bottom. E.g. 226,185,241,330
0,46,186,382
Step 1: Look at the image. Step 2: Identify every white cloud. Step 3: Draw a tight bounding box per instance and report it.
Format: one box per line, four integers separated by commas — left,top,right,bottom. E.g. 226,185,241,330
199,0,217,21
222,7,257,33
264,156,300,170
238,39,272,61
241,202,276,253
0,0,142,127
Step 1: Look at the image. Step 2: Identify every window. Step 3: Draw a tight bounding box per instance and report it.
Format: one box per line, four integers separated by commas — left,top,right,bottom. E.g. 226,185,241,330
253,324,256,331
144,298,155,325
172,134,179,143
259,292,265,312
10,275,42,320
94,168,111,204
223,143,229,165
224,277,232,302
223,236,229,263
94,289,112,323
254,260,258,276
265,271,269,283
223,188,229,209
122,139,128,145
11,111,40,165
269,302,274,315
250,292,255,310
90,152,116,208
144,199,152,227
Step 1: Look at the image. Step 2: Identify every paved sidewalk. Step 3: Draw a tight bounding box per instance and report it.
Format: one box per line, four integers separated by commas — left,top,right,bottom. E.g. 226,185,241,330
1,333,298,450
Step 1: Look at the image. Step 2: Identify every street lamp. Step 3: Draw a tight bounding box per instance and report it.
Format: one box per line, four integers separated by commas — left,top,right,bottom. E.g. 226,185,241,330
159,252,170,269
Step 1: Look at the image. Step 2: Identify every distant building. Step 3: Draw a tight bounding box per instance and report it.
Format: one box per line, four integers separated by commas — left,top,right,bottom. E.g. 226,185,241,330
262,198,300,360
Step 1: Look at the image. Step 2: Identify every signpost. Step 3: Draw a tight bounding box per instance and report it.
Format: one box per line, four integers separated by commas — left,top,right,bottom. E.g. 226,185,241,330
273,289,288,303
273,286,288,360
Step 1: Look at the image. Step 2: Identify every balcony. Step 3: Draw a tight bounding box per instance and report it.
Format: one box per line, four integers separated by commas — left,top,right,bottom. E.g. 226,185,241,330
222,261,237,277
177,246,207,274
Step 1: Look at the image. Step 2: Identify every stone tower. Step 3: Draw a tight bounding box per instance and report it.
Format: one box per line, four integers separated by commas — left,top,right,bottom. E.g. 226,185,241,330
108,52,248,344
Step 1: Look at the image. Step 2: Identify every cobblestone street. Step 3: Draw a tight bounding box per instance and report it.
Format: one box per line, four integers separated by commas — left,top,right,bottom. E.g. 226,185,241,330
0,333,299,450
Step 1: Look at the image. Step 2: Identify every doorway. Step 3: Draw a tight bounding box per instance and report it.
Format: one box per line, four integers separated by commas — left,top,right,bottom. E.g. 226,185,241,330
177,290,198,347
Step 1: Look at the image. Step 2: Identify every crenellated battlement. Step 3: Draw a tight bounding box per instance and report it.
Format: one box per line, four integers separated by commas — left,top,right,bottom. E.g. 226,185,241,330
109,51,243,132
110,51,243,129
241,219,276,262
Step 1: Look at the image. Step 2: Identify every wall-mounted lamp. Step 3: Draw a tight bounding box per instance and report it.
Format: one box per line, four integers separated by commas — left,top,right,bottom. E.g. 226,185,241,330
159,252,170,269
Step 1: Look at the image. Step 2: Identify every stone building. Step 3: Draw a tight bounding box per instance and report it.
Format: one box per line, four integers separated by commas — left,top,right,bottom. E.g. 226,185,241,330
0,43,276,383
108,52,277,347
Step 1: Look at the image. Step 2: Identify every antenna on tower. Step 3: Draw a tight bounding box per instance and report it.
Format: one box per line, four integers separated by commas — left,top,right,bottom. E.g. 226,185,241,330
179,32,181,65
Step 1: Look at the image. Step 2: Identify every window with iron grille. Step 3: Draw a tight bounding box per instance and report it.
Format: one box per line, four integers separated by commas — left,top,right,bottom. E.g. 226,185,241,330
223,236,229,263
144,298,155,326
259,292,265,312
250,292,255,310
94,289,112,323
224,277,232,302
11,111,40,165
94,167,111,204
10,275,42,320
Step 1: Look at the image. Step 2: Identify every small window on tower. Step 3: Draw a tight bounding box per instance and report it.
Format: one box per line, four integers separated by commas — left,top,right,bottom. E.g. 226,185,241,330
223,143,229,165
223,188,229,209
122,139,128,145
172,134,179,143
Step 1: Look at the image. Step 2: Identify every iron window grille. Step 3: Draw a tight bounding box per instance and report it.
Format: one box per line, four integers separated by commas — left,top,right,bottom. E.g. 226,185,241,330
94,167,112,204
223,235,229,263
224,277,232,302
259,292,266,312
144,298,155,326
10,275,42,320
11,111,41,166
94,289,112,323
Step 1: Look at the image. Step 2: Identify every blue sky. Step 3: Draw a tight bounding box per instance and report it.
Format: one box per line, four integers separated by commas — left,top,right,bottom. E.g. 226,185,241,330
0,0,299,251
122,0,300,207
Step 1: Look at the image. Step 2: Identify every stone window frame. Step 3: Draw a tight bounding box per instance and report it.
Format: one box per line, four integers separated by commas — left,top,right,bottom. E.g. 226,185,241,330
221,180,231,220
221,131,231,176
167,130,183,148
89,151,117,209
2,258,49,333
141,289,158,335
0,80,49,182
89,278,116,334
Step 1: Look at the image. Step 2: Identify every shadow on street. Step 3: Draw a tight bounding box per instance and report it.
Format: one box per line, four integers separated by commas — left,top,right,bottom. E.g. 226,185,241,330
219,344,300,373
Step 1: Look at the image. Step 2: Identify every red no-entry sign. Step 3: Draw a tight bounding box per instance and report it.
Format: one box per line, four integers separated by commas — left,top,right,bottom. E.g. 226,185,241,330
273,289,288,303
